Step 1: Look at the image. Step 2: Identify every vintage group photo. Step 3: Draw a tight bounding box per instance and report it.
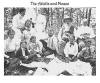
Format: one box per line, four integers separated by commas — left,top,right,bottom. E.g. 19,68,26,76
4,7,96,76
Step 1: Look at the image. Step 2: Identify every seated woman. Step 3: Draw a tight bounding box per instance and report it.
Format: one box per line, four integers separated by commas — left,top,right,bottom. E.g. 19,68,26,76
77,38,96,74
77,39,96,61
5,29,20,58
4,29,21,73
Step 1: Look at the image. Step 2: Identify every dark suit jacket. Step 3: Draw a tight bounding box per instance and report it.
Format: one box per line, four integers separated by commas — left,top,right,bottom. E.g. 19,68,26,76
16,47,30,60
40,39,57,56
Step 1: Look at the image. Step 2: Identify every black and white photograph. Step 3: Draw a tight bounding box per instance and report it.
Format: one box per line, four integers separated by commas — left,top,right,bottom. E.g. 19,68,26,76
4,7,96,76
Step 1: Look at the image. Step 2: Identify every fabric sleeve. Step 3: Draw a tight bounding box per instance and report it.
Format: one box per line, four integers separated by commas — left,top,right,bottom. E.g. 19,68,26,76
64,44,68,57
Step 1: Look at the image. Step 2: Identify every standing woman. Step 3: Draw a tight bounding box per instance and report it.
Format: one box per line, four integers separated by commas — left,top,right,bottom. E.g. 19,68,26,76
35,8,48,41
12,8,26,42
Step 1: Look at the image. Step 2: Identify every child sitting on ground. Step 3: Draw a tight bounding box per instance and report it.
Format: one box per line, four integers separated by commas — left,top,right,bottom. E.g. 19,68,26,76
28,36,43,58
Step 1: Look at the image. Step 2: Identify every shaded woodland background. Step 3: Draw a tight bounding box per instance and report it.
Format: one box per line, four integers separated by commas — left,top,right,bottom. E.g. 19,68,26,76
4,7,96,35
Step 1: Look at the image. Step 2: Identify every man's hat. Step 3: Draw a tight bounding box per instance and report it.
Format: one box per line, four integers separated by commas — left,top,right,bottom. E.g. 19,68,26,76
63,17,73,23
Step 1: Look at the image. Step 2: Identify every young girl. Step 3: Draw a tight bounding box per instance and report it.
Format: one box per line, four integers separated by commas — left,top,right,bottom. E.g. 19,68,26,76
28,36,43,56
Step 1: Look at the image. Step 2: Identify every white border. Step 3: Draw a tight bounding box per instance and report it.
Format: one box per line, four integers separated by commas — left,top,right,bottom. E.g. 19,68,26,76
0,0,98,83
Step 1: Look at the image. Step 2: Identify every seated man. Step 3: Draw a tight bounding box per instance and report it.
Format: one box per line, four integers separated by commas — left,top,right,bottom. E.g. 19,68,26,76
64,35,78,61
40,29,58,57
47,29,58,53
16,41,30,63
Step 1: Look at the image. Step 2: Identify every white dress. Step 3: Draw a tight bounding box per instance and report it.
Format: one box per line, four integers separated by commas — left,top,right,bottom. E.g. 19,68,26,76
24,8,37,23
35,14,48,41
12,13,25,31
12,13,25,42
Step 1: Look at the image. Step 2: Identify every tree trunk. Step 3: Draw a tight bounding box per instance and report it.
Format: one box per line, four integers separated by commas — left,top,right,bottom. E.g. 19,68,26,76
88,8,91,27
